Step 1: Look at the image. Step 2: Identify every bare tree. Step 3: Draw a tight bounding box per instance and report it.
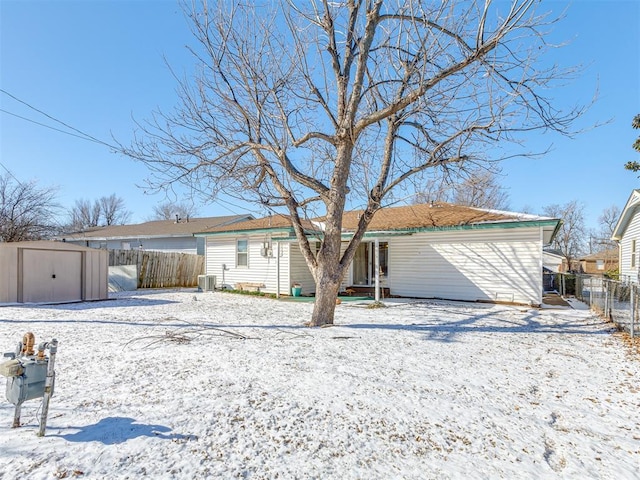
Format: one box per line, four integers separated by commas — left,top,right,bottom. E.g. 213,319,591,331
415,168,510,210
543,200,586,272
67,195,131,230
69,199,101,230
123,1,583,325
0,174,60,242
99,194,132,226
151,201,199,221
586,204,621,253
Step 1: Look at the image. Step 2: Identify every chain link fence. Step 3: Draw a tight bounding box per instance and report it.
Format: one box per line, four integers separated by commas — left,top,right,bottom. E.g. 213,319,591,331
556,273,636,338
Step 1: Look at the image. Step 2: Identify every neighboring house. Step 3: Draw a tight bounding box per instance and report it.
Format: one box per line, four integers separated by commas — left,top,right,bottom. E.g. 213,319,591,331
542,249,564,292
0,241,108,304
543,249,564,273
196,203,560,306
577,248,619,276
57,215,253,254
611,189,640,282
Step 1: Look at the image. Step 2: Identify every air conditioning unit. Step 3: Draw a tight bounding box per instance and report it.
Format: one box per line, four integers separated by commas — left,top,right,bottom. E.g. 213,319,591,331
198,275,217,292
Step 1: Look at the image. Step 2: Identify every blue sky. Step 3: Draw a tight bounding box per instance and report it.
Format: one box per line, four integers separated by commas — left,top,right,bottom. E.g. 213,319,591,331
1,0,639,230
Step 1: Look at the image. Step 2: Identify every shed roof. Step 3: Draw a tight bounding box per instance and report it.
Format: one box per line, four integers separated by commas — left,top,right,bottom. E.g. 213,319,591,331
58,215,253,241
0,240,101,252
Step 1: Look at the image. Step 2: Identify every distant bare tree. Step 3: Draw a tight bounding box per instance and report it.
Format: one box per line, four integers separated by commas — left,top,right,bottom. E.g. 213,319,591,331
100,194,132,226
599,204,620,238
0,174,60,242
123,1,584,326
416,168,510,210
67,194,131,230
452,171,510,210
588,204,621,253
69,199,101,230
151,201,199,221
543,200,586,272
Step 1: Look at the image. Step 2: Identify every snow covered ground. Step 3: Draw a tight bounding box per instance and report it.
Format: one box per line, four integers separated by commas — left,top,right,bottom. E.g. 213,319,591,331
0,290,638,479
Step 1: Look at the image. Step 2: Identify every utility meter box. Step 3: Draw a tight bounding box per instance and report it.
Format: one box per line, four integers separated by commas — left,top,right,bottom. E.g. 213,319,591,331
5,358,52,405
1,332,58,435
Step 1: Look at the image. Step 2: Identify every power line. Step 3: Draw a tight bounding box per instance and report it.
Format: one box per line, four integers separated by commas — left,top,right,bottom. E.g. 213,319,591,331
0,160,24,185
0,89,118,149
0,109,99,143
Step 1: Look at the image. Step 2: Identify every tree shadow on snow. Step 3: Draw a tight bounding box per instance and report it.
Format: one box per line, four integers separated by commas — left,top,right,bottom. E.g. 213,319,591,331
54,417,196,445
342,308,614,343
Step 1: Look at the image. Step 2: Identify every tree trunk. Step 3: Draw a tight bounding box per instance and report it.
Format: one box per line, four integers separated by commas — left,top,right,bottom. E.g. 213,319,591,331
310,266,343,327
308,213,347,326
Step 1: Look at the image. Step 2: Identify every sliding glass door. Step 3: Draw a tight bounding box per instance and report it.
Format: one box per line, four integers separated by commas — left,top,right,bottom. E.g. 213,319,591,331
352,242,388,286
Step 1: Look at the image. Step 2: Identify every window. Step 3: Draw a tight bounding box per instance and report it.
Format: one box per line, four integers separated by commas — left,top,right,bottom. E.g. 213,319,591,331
596,259,604,270
237,239,248,267
632,240,637,268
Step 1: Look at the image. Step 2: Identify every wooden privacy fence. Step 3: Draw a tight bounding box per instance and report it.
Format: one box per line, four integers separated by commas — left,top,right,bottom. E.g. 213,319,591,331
109,249,205,289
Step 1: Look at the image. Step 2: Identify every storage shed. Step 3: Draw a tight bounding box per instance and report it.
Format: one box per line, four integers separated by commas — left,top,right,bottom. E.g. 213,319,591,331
0,241,108,304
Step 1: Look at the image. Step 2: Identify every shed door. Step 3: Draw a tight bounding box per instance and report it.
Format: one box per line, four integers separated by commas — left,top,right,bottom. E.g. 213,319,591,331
21,249,83,303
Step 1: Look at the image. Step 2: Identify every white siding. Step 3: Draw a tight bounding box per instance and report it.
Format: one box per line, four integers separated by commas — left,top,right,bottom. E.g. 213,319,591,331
619,210,640,281
204,226,545,304
205,235,299,295
289,243,315,294
387,227,543,305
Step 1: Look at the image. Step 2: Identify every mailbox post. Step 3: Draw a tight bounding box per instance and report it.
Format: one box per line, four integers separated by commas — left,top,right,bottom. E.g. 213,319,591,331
0,332,58,436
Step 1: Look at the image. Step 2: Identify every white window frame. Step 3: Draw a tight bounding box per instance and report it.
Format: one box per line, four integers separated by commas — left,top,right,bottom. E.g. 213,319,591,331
237,238,249,267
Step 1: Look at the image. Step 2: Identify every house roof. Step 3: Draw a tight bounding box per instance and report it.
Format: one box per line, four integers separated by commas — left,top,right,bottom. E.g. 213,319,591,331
196,214,319,236
197,203,560,242
579,247,619,262
611,189,640,241
339,203,551,231
58,215,253,241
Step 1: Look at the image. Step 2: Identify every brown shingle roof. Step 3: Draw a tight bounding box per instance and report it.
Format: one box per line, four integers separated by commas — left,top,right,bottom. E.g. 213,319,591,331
199,203,555,236
580,247,619,261
59,215,252,240
340,203,541,231
199,214,318,234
